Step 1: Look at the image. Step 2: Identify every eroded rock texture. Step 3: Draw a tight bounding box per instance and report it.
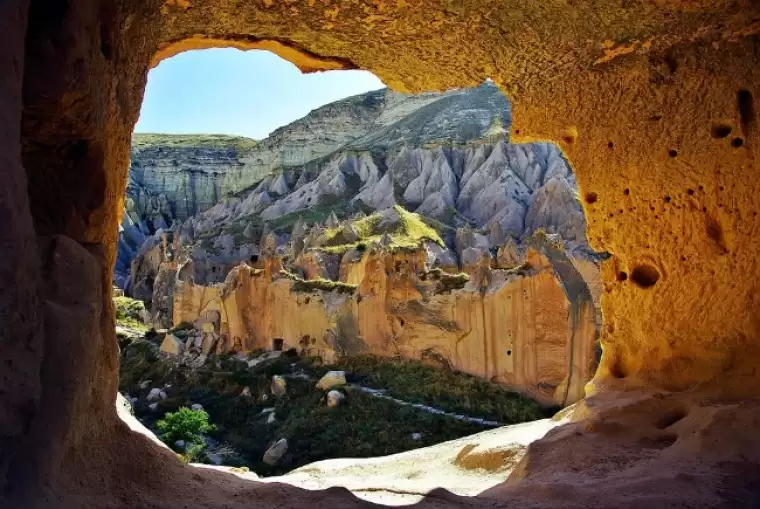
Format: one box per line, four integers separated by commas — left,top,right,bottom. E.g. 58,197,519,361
3,1,760,508
170,245,598,407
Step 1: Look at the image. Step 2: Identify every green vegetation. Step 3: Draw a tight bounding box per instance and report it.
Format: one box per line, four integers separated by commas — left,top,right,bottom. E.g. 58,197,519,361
279,270,357,295
426,268,470,292
119,341,550,476
158,407,215,447
132,133,257,151
320,205,445,254
317,355,549,424
267,198,349,233
114,295,148,331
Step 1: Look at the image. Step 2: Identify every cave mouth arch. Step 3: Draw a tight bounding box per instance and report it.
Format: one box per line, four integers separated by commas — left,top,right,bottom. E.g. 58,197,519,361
119,42,603,478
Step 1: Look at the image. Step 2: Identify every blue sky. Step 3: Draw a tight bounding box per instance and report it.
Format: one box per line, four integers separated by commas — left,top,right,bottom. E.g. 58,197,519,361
135,48,386,140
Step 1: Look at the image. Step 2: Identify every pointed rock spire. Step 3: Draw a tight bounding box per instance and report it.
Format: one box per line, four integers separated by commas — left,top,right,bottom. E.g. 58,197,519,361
488,220,505,248
326,211,340,229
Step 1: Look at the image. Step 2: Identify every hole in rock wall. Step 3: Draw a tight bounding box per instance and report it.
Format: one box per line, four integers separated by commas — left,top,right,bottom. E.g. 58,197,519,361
114,47,604,482
630,264,660,289
711,124,733,139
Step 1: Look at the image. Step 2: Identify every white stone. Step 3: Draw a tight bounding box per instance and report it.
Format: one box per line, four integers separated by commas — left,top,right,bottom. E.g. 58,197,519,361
263,438,288,466
266,412,277,424
191,403,204,412
147,388,163,401
326,390,345,408
175,440,186,450
148,403,158,412
316,371,347,390
241,387,251,397
412,432,423,441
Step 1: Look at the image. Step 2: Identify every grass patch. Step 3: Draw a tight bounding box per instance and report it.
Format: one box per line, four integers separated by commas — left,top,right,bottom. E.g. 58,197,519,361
114,295,148,331
317,355,551,424
320,205,445,254
426,268,470,292
279,270,357,295
132,133,257,151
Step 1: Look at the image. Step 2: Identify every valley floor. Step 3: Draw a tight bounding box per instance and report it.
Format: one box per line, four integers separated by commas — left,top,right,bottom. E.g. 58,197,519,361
118,329,552,476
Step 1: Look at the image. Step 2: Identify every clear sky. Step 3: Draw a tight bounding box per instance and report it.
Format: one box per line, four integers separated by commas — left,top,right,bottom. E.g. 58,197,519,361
134,48,386,140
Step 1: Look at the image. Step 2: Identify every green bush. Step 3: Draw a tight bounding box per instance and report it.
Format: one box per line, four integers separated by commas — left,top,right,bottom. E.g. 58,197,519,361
157,407,216,447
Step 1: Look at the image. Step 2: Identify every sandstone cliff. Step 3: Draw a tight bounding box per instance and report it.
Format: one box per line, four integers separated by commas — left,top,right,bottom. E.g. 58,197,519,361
168,232,598,407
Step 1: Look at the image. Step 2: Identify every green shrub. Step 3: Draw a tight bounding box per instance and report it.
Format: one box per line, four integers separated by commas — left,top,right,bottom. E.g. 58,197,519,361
180,442,209,464
157,407,216,447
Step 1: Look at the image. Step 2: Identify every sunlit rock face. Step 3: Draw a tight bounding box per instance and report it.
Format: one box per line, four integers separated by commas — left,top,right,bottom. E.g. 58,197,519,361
169,242,598,407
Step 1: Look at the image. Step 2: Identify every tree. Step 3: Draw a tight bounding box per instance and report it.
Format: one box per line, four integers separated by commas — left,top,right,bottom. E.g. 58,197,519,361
157,407,215,447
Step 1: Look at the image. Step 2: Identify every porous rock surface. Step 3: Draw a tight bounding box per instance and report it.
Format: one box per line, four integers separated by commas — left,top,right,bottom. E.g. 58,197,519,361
3,1,760,509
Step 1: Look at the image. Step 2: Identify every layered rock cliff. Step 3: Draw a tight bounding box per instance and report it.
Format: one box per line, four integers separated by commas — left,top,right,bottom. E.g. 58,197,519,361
118,83,592,289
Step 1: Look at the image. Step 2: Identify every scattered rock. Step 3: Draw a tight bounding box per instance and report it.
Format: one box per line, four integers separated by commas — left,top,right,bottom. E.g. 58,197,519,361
191,403,204,412
411,432,422,441
316,371,347,390
148,403,158,412
271,375,287,398
326,390,345,408
159,334,185,356
147,388,167,401
241,386,251,397
266,412,277,424
263,438,288,466
174,440,186,450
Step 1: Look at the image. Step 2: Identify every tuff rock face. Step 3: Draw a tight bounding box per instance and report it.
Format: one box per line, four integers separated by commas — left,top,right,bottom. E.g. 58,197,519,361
4,1,760,509
170,244,598,407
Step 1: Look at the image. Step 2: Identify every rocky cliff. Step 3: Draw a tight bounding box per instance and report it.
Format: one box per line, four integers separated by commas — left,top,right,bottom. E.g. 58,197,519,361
121,83,604,407
136,206,599,407
118,83,592,289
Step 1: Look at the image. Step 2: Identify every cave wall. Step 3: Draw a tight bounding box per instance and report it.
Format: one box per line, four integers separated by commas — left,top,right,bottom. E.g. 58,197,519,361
2,0,760,507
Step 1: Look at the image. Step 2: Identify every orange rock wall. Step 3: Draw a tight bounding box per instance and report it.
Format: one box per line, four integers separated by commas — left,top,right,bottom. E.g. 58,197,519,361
173,250,599,406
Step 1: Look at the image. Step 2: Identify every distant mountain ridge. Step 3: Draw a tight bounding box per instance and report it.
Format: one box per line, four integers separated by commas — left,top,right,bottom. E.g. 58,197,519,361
117,82,592,289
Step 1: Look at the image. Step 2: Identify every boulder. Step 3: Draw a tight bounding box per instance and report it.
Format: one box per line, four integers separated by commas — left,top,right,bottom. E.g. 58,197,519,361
263,438,288,466
201,333,218,355
326,390,345,408
191,403,204,412
266,412,277,424
316,371,347,390
271,375,287,398
147,388,167,401
160,334,185,356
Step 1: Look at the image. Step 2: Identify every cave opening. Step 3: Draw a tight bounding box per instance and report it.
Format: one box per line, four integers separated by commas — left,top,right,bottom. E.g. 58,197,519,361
113,44,603,489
